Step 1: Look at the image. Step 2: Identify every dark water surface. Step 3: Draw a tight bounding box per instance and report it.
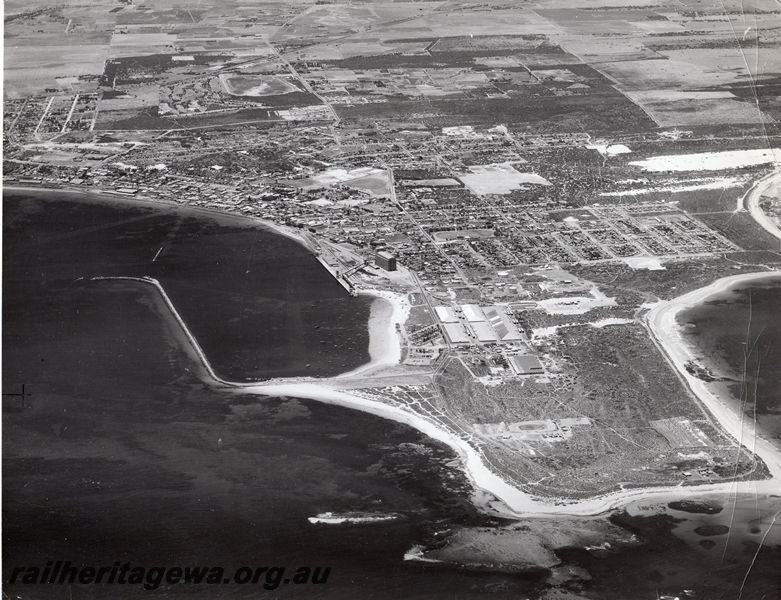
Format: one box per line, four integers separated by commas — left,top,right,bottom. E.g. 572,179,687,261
678,275,781,443
4,192,781,599
2,192,535,599
3,191,373,381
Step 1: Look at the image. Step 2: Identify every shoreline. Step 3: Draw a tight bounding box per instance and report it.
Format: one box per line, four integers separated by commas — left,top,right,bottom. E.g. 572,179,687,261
90,274,781,518
3,183,316,252
11,184,780,518
6,183,409,380
744,170,781,242
645,271,781,487
235,380,781,518
337,289,411,379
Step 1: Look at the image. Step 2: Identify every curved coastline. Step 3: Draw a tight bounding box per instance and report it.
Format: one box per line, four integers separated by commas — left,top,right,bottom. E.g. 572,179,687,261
91,273,781,519
3,184,316,250
744,170,781,242
6,183,400,374
645,271,781,486
337,289,411,379
10,185,780,518
4,184,404,379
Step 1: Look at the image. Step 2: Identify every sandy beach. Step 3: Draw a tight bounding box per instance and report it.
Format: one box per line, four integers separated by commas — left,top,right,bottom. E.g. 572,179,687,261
245,271,781,518
744,171,781,242
91,265,781,518
644,271,781,485
235,378,781,518
336,289,411,379
20,184,780,518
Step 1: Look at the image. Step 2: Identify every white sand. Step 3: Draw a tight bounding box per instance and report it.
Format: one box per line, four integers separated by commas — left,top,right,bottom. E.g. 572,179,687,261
600,176,745,196
629,148,781,172
70,188,781,517
645,271,781,488
336,289,410,378
623,256,666,270
744,170,781,242
532,318,634,340
459,162,551,195
537,287,617,315
442,125,475,137
219,73,299,96
309,167,386,186
590,318,635,328
531,325,561,340
587,143,631,156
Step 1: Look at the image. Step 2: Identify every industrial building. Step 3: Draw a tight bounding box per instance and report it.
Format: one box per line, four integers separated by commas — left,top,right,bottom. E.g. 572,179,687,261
434,306,459,323
509,354,545,376
471,321,498,342
443,322,471,344
462,304,485,322
483,306,523,342
375,251,397,271
434,303,523,345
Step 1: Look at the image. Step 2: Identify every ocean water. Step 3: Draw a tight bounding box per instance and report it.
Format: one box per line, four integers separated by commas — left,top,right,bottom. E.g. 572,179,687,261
3,191,373,381
4,191,780,599
2,191,540,599
677,275,781,443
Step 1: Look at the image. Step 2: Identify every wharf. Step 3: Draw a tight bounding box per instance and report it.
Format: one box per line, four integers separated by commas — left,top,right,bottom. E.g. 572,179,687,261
314,252,357,295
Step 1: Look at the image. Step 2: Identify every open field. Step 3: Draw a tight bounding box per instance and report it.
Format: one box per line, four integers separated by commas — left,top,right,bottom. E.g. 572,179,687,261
220,74,300,97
